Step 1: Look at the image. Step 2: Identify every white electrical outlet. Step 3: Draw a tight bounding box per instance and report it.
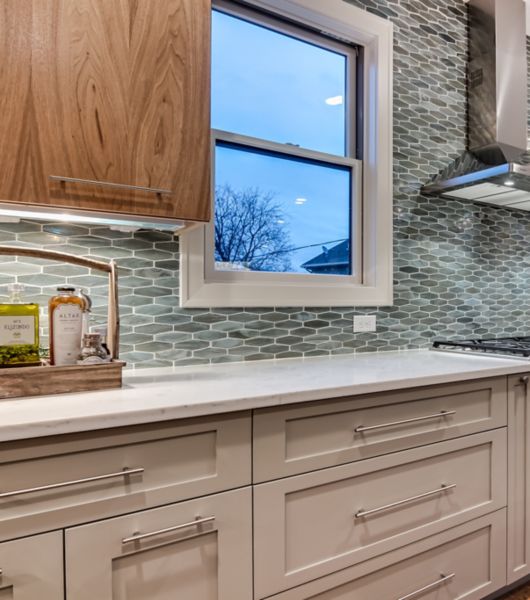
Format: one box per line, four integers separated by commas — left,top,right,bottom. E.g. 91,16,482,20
353,315,377,333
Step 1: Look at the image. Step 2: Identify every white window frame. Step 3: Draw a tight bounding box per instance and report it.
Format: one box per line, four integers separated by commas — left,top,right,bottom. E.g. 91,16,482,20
180,0,393,308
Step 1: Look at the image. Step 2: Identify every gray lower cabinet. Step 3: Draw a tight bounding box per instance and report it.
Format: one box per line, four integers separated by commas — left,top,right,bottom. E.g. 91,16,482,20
0,376,520,599
253,377,507,482
508,372,530,584
0,531,63,599
0,414,251,542
65,487,253,600
254,429,506,598
270,511,506,600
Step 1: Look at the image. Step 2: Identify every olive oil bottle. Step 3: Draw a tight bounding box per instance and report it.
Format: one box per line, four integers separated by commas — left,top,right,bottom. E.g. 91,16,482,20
0,283,40,367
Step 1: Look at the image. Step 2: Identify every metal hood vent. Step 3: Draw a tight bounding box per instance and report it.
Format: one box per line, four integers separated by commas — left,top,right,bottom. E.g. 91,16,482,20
422,0,530,210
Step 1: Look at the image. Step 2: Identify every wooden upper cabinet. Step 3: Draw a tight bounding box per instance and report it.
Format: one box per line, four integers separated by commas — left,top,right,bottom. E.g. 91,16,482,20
0,0,211,222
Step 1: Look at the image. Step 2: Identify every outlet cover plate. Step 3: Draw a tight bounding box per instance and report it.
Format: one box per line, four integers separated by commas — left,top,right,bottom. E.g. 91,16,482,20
353,315,377,333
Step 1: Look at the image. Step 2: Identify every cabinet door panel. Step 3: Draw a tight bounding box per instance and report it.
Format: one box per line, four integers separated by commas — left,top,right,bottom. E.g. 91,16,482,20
66,487,252,600
128,0,210,221
0,531,63,599
33,0,130,199
111,532,218,600
507,373,530,583
0,0,210,221
41,0,210,220
0,1,46,204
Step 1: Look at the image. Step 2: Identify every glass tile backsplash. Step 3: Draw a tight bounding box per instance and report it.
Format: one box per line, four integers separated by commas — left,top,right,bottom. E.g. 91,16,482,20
1,0,529,368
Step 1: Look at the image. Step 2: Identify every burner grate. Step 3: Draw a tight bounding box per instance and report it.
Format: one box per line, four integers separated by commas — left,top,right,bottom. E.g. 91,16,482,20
433,337,530,357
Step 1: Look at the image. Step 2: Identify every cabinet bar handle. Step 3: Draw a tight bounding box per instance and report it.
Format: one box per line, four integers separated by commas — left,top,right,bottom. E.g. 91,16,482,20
0,467,144,499
49,175,172,195
354,410,456,433
354,483,456,519
122,516,215,544
396,573,455,600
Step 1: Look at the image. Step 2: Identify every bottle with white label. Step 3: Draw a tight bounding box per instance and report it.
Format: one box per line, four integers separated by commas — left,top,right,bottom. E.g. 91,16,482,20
0,283,40,367
49,286,84,366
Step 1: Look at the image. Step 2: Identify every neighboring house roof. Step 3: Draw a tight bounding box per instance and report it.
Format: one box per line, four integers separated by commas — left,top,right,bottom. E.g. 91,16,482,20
301,240,350,274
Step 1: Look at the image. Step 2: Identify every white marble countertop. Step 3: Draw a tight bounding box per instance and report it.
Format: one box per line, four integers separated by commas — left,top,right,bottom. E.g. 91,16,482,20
1,349,529,442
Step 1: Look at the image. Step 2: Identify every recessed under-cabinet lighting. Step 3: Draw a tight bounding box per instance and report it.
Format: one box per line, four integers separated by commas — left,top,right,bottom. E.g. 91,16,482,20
0,206,185,232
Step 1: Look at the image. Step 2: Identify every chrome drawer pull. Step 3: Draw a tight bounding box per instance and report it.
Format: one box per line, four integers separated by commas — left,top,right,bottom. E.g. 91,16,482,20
122,516,215,544
49,175,172,195
396,573,455,600
355,410,456,433
0,467,144,499
354,483,456,519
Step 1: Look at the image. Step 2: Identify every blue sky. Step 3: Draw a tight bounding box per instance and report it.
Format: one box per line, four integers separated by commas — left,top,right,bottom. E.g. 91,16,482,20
211,8,352,274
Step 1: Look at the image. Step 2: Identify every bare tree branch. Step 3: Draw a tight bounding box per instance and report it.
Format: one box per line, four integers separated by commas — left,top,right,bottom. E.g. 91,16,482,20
214,185,292,272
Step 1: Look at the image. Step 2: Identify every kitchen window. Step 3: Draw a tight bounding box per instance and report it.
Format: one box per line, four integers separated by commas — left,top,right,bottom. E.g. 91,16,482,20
180,0,393,307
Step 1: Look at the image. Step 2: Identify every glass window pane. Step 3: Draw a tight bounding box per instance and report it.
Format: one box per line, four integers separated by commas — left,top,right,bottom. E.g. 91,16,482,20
212,9,348,156
214,142,353,276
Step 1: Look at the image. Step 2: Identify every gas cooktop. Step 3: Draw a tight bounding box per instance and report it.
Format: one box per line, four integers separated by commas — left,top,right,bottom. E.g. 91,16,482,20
433,336,530,359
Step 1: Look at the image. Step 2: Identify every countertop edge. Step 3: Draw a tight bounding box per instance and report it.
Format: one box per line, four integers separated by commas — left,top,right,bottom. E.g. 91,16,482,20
1,353,528,442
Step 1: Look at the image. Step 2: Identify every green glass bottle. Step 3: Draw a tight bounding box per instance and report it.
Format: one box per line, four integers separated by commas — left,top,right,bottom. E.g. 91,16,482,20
0,283,40,367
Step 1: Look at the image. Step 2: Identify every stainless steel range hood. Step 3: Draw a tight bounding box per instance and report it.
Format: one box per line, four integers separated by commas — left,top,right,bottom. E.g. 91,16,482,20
422,0,530,210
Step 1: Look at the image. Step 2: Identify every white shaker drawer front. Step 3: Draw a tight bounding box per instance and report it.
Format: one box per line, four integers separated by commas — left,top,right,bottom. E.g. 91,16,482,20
0,413,251,541
271,510,506,600
254,429,507,598
0,531,63,599
65,487,252,600
253,377,507,482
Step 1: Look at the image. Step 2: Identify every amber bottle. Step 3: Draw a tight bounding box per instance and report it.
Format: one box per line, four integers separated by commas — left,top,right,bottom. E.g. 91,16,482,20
49,287,85,366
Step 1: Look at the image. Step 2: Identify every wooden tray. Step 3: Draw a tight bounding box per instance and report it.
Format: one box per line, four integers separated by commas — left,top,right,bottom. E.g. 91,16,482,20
0,246,125,399
0,361,126,399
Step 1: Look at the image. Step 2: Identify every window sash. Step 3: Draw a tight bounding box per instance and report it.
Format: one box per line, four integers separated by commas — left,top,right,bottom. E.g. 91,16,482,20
212,0,357,158
205,130,363,286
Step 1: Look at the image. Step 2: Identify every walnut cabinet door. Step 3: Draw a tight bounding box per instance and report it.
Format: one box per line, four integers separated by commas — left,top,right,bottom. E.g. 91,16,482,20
0,0,211,222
